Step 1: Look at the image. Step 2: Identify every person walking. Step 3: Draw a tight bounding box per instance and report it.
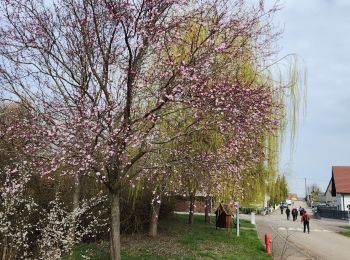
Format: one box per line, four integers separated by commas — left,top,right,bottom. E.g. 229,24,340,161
292,208,298,221
301,210,311,233
286,207,291,220
280,204,284,214
299,206,304,217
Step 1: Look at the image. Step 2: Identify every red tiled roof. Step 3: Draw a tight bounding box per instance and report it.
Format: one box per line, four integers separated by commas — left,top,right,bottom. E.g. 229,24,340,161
332,166,350,193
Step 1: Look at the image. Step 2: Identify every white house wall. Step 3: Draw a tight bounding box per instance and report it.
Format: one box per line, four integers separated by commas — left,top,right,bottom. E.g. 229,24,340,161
336,193,350,210
343,194,350,210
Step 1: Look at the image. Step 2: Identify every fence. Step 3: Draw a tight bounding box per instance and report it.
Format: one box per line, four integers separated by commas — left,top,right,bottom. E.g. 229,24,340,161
240,207,264,215
316,207,350,220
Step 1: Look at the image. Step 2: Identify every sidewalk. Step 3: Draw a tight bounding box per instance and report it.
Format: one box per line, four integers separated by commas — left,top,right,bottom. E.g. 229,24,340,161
254,214,313,260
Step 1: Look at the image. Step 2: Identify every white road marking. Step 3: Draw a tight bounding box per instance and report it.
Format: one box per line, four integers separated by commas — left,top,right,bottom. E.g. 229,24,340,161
277,227,330,232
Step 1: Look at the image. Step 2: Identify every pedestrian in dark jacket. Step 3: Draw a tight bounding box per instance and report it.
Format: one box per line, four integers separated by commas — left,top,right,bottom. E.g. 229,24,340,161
286,207,291,220
301,210,311,233
292,208,298,221
280,204,284,214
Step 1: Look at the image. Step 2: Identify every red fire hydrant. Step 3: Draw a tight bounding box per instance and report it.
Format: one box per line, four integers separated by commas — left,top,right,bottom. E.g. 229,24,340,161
264,232,272,255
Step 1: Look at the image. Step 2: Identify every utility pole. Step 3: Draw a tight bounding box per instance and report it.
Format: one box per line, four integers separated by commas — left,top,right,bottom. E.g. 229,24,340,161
305,178,307,198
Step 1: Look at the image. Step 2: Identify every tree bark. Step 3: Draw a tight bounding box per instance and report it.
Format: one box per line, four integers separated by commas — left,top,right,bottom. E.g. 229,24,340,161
188,193,195,225
110,192,121,260
204,195,211,224
148,196,161,237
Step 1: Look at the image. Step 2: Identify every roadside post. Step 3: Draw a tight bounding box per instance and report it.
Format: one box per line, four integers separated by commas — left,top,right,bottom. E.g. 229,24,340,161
235,201,240,237
347,204,350,226
251,212,256,225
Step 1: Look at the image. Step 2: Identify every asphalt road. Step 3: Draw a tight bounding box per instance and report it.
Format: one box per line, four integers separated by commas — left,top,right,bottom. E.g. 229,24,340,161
250,200,350,260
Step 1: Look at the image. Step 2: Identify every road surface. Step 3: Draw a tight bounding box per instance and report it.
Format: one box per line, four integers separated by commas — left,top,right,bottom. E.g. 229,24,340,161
251,200,350,259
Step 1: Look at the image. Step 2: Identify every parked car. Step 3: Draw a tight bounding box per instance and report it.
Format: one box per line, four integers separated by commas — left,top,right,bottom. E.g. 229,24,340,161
281,201,288,208
286,199,292,205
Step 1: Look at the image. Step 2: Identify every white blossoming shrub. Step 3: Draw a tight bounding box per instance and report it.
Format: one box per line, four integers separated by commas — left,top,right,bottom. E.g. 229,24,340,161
38,193,109,259
74,194,109,242
37,197,74,259
0,165,109,259
0,166,38,259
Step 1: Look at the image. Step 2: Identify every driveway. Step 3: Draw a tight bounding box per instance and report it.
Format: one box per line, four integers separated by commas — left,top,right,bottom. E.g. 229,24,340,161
248,200,350,259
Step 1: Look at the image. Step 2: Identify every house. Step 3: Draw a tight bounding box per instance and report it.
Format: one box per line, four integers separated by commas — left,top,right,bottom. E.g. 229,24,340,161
215,203,236,228
320,179,337,206
326,166,350,210
173,191,213,214
288,193,298,201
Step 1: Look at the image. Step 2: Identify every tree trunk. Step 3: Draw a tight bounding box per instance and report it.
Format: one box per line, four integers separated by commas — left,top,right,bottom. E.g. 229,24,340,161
110,192,121,260
148,196,161,237
188,193,195,225
71,174,81,242
204,195,211,224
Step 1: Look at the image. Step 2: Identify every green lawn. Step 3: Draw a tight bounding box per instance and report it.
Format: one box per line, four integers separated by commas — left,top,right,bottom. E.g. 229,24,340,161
338,225,350,230
64,243,110,260
338,231,350,237
338,225,350,237
65,214,270,259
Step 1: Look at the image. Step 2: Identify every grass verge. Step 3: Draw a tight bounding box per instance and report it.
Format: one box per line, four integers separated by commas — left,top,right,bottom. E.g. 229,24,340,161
338,225,350,230
337,225,350,237
66,214,270,259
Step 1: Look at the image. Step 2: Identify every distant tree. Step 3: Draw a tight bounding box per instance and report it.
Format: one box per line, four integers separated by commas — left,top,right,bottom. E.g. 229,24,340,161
309,183,321,202
280,175,288,199
268,174,288,206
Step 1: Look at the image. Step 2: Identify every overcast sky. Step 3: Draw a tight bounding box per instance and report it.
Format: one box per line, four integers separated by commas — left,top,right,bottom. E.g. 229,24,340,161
264,0,350,196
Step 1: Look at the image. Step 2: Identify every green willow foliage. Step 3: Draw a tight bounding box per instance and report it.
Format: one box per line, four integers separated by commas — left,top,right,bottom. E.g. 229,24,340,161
124,13,307,209
242,55,306,206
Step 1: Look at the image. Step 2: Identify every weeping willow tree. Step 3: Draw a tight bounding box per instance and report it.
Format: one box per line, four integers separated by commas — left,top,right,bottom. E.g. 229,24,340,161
159,103,226,225
262,55,307,206
133,3,306,232
177,129,223,225
211,54,306,207
164,6,307,207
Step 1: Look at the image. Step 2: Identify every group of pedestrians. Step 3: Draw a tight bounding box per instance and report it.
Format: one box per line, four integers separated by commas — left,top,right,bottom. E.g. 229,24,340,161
282,205,311,234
